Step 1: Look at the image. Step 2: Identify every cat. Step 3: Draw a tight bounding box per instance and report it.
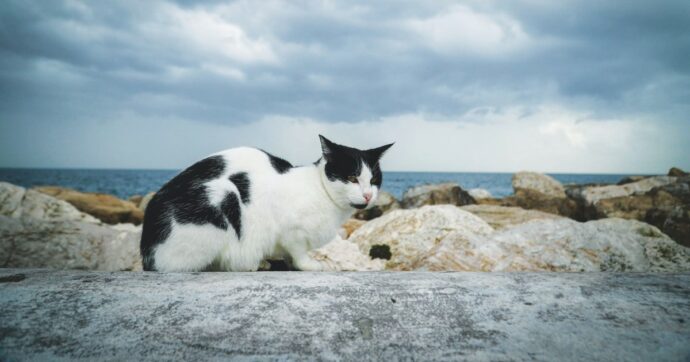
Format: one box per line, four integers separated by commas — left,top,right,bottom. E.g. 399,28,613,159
140,135,393,272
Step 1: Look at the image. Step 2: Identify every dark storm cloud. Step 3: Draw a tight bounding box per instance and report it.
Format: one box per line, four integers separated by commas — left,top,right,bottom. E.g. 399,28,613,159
2,0,688,125
0,0,689,171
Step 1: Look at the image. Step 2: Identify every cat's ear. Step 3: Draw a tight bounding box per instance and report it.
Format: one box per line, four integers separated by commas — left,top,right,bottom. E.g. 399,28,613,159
366,142,394,162
319,135,338,162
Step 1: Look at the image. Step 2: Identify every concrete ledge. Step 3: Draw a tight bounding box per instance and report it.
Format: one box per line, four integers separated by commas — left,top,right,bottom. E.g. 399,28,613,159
1,269,689,361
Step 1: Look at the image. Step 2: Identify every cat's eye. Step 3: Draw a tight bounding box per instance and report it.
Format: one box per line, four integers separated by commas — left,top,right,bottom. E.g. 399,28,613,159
347,176,359,183
371,177,379,184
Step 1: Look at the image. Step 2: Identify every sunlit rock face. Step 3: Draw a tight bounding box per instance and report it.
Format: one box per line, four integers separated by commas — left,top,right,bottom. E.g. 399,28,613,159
416,218,690,272
349,205,494,270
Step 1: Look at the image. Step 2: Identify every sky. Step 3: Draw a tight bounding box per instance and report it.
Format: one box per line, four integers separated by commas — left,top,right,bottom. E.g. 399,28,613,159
1,0,689,173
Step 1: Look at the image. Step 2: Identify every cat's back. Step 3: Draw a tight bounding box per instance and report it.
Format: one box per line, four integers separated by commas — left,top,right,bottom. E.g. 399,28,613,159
140,147,294,270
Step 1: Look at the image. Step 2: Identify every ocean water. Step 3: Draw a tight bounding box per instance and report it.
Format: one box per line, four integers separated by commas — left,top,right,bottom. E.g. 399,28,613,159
0,168,635,200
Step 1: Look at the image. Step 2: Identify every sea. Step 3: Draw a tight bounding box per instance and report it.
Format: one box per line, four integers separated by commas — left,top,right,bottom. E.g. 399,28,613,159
0,168,636,200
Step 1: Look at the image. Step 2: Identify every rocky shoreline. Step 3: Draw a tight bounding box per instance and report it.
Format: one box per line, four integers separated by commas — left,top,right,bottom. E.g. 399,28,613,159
1,168,688,272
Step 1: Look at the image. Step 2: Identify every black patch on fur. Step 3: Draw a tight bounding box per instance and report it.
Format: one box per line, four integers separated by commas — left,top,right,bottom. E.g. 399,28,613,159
229,172,251,204
140,155,245,271
260,149,293,174
221,192,242,238
319,135,393,186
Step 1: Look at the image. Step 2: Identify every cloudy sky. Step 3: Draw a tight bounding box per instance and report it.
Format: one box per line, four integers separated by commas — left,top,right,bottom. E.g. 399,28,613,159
1,0,689,173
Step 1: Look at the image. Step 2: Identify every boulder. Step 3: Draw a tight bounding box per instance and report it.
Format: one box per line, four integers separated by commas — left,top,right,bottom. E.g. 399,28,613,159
0,215,142,271
460,204,563,230
349,205,493,270
468,188,492,200
35,186,144,225
309,236,385,271
415,218,690,272
401,183,475,209
353,191,401,220
617,176,647,185
0,182,99,223
668,167,688,177
139,191,156,212
512,171,566,198
128,194,143,207
339,218,367,239
508,172,578,218
573,176,677,206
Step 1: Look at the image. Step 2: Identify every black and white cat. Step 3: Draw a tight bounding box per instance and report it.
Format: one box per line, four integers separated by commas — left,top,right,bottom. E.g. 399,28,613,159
140,135,393,272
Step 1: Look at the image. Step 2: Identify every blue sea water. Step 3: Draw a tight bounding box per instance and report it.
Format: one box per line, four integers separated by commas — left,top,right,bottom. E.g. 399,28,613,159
0,168,635,200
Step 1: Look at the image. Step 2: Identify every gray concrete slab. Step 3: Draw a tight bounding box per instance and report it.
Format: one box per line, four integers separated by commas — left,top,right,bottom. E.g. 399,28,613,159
1,269,689,361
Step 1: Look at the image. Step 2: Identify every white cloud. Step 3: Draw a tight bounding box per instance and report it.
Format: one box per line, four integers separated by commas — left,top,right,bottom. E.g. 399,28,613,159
407,5,531,56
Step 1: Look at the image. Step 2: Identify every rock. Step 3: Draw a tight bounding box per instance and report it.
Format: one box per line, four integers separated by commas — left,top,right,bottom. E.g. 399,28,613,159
468,188,492,200
508,172,578,218
128,194,143,207
512,171,566,198
416,218,690,272
0,215,142,271
339,218,367,239
349,205,493,270
503,190,580,218
617,176,647,185
573,176,677,206
460,204,563,230
353,191,401,220
139,191,156,212
668,167,688,177
401,183,475,209
309,236,385,271
35,186,144,225
3,270,689,361
0,182,99,223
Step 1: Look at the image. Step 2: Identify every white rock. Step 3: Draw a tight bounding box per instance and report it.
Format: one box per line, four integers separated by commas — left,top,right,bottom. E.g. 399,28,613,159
310,236,385,271
512,172,566,198
468,188,492,200
349,205,494,270
417,218,690,272
460,204,563,230
577,176,677,205
0,215,142,271
0,182,99,223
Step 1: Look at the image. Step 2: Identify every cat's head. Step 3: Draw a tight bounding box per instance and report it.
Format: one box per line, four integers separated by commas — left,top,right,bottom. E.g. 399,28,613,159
318,135,394,210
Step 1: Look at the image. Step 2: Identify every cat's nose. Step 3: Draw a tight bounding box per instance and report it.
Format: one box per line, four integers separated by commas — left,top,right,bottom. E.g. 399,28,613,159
363,192,372,203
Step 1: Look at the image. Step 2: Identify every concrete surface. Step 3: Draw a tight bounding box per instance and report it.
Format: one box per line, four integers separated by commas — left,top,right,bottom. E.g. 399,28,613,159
1,269,689,361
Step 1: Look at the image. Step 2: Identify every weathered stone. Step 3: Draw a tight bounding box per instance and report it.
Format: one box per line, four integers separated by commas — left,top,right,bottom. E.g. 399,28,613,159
401,183,475,209
0,216,142,271
416,218,690,272
512,171,566,198
349,205,493,270
668,167,688,177
139,191,156,212
339,218,367,238
573,176,677,206
460,204,563,230
309,236,385,271
0,182,99,223
35,186,144,225
468,188,492,200
1,269,688,361
128,194,143,207
353,191,400,220
617,176,647,185
508,172,579,218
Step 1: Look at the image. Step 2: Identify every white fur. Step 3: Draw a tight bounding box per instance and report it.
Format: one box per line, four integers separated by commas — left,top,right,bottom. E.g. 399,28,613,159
151,147,380,272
